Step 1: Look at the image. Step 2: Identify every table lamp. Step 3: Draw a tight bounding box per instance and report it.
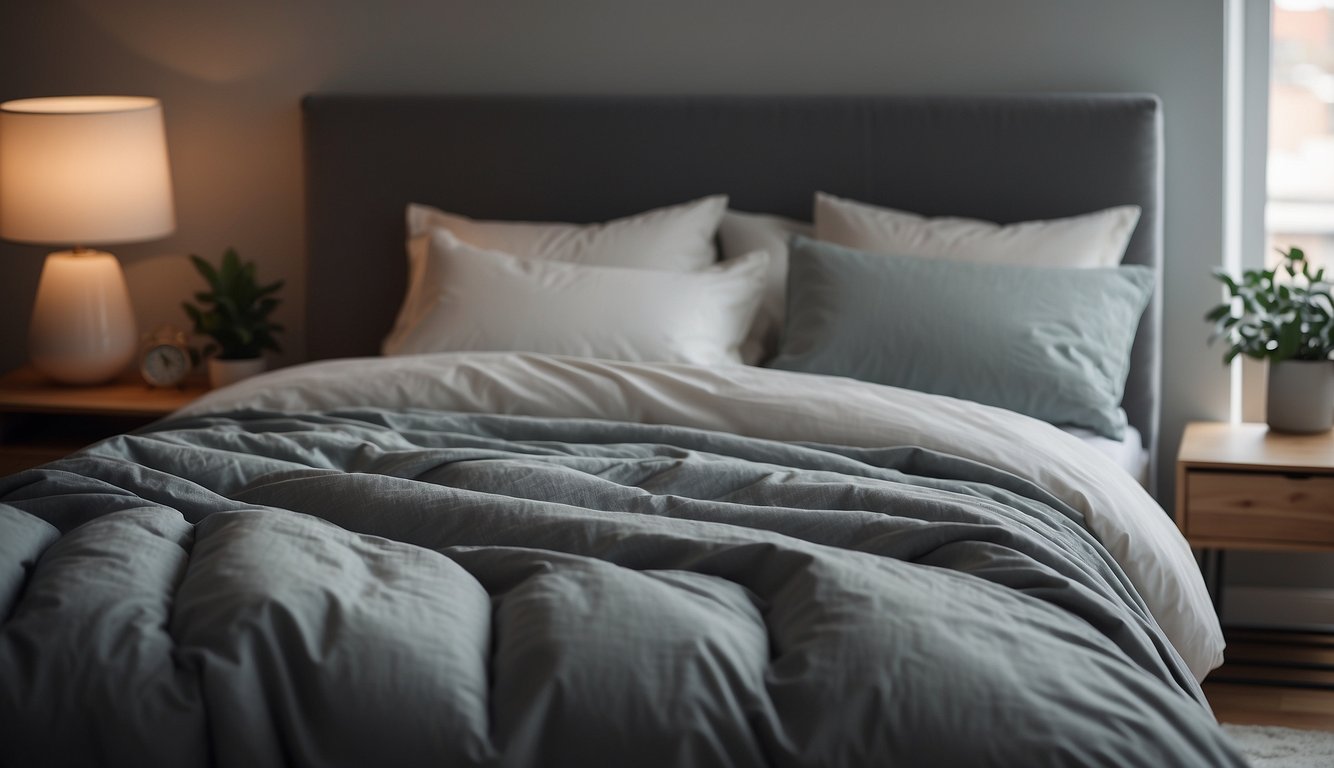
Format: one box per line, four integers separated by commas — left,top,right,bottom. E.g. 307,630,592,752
0,96,175,384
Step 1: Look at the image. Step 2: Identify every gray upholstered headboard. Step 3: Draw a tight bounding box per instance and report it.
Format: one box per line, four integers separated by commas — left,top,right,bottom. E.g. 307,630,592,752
303,93,1163,465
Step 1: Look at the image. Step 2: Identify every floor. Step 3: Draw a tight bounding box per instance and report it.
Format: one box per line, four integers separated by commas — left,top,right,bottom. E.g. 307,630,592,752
1204,629,1334,731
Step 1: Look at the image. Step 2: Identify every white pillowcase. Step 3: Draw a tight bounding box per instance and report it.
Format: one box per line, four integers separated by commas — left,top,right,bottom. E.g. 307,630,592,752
718,211,812,364
383,229,768,366
394,196,729,363
814,192,1140,268
407,195,726,270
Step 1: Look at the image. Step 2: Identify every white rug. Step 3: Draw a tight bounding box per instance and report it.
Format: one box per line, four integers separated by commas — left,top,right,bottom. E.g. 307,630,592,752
1224,723,1334,767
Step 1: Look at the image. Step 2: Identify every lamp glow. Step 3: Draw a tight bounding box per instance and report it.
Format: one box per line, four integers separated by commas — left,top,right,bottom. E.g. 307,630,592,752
0,96,175,384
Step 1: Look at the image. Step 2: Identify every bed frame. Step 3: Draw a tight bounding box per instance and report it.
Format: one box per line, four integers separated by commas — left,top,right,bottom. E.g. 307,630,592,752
302,93,1163,474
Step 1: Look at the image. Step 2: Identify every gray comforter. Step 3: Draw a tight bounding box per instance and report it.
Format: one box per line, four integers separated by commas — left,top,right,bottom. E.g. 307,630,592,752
0,408,1241,767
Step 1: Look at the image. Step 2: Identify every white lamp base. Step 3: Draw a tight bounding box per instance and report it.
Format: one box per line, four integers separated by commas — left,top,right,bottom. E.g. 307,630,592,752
28,249,137,384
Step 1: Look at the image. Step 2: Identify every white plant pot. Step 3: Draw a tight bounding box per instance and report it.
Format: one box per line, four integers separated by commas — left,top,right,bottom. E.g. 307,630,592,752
207,357,266,389
1266,359,1334,434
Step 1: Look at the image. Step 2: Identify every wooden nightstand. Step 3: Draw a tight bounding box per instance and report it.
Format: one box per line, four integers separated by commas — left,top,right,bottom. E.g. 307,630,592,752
0,367,209,475
1176,422,1334,552
1177,421,1334,701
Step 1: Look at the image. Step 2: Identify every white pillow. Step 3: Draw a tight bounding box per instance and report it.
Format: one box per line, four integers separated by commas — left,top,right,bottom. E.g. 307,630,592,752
383,229,768,366
407,195,726,270
397,197,729,360
718,211,812,364
814,192,1140,268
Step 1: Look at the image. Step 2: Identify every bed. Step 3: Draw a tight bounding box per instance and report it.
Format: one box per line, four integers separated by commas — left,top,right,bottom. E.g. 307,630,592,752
0,94,1241,766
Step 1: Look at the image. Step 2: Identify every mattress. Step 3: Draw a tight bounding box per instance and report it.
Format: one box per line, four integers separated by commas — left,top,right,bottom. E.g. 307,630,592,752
1061,418,1151,486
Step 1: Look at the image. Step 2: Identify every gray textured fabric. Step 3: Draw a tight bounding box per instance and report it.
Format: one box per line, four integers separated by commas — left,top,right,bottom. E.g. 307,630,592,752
771,237,1154,440
0,409,1238,766
302,94,1164,477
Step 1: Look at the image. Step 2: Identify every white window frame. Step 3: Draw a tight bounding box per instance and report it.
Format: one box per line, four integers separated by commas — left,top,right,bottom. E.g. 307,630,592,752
1228,0,1274,423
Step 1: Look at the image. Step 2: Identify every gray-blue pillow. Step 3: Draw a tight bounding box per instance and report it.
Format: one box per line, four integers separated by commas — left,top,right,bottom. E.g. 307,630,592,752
768,236,1154,439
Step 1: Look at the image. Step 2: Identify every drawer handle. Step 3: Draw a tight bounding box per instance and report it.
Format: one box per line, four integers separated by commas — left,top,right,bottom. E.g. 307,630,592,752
1282,473,1315,481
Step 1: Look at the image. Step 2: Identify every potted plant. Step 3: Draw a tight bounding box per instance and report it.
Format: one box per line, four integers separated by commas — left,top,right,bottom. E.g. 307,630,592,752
182,248,284,389
1207,246,1334,432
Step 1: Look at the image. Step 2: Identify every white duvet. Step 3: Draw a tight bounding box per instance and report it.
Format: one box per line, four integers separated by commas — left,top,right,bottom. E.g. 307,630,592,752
180,351,1224,681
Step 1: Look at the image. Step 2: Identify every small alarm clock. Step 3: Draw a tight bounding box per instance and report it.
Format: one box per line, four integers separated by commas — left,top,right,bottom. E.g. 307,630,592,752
140,326,193,388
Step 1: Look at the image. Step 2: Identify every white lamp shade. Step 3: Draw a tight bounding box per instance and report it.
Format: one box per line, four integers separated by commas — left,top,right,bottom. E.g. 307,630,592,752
0,96,175,245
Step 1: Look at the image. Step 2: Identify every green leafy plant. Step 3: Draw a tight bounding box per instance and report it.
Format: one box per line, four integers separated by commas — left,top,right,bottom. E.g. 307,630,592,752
1206,246,1334,364
182,248,284,360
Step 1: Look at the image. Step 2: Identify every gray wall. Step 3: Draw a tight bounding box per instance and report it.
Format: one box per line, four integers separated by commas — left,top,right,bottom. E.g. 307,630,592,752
0,0,1230,503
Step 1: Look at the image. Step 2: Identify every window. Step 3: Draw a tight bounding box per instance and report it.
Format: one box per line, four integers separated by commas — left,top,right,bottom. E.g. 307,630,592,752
1268,1,1334,268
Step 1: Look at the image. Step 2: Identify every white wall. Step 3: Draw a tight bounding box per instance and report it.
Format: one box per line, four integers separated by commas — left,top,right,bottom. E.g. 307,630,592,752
0,0,1231,503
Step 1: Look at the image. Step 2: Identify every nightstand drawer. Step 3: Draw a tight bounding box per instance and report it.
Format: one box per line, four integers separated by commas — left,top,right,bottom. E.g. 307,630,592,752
1186,470,1334,546
0,368,209,480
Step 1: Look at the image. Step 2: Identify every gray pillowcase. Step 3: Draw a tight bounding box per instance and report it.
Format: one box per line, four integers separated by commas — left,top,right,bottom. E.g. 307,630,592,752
769,236,1154,439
